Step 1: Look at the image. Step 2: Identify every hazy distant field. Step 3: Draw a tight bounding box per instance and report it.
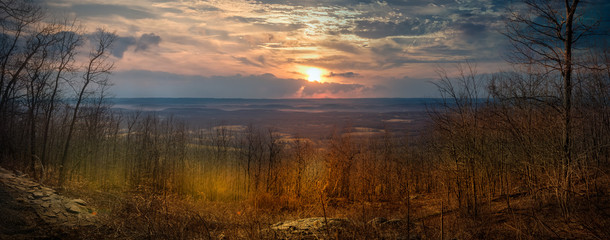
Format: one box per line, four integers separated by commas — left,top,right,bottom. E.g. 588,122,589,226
110,98,435,139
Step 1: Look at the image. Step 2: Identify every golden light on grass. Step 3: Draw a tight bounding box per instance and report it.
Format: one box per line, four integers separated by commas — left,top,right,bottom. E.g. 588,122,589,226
306,67,322,82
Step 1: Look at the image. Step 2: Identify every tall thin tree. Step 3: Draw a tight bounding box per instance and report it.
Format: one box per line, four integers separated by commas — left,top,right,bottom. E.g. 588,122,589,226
58,29,115,188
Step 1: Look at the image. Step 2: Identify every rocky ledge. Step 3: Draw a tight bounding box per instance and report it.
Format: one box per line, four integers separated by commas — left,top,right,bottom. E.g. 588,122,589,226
267,217,351,239
0,167,97,229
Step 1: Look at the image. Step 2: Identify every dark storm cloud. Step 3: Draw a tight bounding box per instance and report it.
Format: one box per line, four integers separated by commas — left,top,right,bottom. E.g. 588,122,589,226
135,33,161,52
109,33,161,58
112,36,137,58
70,4,154,19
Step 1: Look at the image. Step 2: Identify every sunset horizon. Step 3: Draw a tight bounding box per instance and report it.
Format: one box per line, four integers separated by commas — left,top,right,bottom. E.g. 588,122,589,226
40,0,538,98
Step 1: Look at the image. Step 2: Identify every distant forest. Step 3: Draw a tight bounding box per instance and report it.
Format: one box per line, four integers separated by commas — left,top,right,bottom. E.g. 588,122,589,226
1,0,609,239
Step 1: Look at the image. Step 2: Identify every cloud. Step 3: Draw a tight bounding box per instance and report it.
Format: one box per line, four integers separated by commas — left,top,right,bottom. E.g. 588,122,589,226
41,0,524,98
69,4,155,19
233,56,262,68
111,70,440,98
253,23,306,32
112,70,385,98
457,22,487,37
354,18,447,39
189,26,232,39
327,72,360,78
112,36,137,58
299,81,369,97
135,33,162,52
225,16,264,23
109,33,161,58
320,41,362,54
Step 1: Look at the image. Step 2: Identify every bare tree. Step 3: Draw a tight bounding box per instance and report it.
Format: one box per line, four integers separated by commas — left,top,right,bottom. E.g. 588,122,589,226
0,0,45,164
430,62,487,216
265,127,283,194
504,0,606,217
0,0,44,114
58,29,115,187
240,123,264,194
23,23,57,179
291,135,312,199
324,127,359,200
504,0,599,180
40,24,82,173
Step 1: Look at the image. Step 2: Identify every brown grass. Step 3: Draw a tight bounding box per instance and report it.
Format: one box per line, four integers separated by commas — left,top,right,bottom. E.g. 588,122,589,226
53,171,610,240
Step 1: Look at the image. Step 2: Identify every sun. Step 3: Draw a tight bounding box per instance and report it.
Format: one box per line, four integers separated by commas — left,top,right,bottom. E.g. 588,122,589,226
306,68,322,82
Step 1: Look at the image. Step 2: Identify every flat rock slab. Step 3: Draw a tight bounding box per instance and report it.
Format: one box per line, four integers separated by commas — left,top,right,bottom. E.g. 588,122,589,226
72,199,86,206
32,191,45,198
65,202,82,214
269,217,351,239
0,167,97,231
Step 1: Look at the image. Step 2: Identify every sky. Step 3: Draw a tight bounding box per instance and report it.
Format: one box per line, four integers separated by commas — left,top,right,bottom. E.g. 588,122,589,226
40,0,608,98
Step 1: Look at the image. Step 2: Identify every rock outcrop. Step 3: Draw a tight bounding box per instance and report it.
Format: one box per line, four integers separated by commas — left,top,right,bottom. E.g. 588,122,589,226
268,216,421,240
0,167,97,229
268,217,351,239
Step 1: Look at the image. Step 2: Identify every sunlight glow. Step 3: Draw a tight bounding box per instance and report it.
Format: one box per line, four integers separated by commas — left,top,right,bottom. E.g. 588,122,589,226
306,68,322,82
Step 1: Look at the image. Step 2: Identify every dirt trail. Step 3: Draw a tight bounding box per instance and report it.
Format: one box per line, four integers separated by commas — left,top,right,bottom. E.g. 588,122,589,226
0,167,97,239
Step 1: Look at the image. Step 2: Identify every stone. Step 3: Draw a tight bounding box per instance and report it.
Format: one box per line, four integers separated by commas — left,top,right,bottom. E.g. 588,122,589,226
72,199,87,206
270,217,351,238
65,202,82,214
43,211,57,218
0,166,98,231
32,191,45,198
